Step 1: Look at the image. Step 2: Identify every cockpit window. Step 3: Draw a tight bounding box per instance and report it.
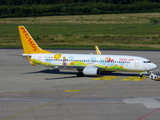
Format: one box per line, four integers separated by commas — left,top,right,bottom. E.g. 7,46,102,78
143,61,151,63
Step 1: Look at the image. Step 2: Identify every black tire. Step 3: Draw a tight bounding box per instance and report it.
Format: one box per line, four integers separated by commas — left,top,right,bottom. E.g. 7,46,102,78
76,72,83,77
151,75,153,80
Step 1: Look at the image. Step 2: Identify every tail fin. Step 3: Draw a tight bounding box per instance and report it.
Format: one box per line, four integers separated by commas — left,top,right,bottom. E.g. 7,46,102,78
18,26,52,54
95,46,101,55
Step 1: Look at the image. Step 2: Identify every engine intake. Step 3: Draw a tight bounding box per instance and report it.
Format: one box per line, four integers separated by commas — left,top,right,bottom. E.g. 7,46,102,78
83,66,100,76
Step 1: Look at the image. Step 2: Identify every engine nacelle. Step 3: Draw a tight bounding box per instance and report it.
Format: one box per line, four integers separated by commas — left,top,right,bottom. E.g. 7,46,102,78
83,66,100,76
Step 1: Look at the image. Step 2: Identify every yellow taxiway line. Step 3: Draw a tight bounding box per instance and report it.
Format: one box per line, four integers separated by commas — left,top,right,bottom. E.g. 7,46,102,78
92,76,147,81
92,76,120,80
121,76,147,81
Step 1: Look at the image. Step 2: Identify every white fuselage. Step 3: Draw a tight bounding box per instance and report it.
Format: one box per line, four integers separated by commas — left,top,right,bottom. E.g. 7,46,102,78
27,53,157,72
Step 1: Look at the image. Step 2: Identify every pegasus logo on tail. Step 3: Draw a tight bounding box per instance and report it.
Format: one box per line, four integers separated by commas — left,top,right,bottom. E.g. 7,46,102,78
20,27,38,51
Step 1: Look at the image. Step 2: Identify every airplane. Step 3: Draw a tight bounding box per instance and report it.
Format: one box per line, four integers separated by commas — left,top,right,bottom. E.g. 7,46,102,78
18,26,157,77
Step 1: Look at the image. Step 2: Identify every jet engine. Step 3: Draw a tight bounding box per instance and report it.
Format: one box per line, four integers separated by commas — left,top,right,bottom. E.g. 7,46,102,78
83,66,100,76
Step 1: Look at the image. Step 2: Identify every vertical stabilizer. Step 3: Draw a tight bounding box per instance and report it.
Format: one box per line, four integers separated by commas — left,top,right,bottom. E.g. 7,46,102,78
18,26,52,54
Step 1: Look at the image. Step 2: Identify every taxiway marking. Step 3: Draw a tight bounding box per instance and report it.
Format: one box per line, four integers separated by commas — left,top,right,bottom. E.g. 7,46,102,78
92,76,147,81
138,108,160,120
121,76,147,81
123,98,160,108
92,76,120,80
64,89,80,92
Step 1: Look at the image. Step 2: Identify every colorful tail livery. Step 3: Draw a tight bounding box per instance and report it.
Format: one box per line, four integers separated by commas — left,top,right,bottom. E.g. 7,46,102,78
18,26,157,77
18,26,51,54
95,46,101,55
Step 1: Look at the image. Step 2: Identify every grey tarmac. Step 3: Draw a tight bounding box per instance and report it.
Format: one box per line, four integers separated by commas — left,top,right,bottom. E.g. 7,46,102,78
1,49,160,120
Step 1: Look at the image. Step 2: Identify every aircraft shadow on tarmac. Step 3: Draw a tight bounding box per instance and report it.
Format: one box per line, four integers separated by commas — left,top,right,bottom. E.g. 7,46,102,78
22,69,76,75
100,71,139,76
22,69,78,80
22,69,139,80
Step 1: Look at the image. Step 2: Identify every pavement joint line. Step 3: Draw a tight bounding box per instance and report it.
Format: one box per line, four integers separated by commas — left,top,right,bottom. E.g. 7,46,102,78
2,79,117,120
0,91,58,94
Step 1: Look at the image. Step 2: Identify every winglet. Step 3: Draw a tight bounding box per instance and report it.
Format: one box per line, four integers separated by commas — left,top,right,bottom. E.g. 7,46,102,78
95,46,101,55
18,26,52,54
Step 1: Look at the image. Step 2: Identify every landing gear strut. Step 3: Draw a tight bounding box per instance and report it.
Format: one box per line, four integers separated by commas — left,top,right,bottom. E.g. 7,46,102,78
76,72,84,77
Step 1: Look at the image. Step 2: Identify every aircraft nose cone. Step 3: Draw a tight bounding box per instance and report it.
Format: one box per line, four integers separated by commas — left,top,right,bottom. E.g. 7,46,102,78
151,63,157,69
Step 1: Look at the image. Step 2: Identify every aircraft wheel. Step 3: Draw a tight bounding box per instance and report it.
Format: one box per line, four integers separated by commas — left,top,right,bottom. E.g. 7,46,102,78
151,75,153,80
77,72,83,77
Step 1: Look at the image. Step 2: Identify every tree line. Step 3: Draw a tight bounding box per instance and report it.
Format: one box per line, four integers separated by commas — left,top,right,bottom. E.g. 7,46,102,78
0,2,160,18
0,0,160,5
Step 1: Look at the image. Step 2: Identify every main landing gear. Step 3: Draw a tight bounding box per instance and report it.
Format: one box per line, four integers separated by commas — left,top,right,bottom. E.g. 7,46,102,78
76,72,84,77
